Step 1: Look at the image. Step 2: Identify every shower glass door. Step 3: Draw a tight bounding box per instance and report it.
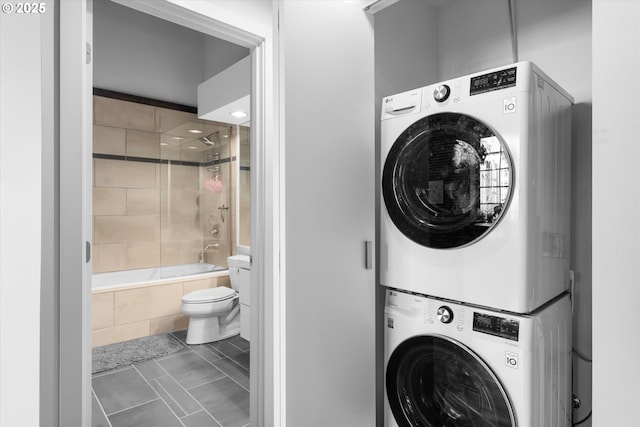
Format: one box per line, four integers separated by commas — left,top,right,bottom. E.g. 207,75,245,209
157,107,234,278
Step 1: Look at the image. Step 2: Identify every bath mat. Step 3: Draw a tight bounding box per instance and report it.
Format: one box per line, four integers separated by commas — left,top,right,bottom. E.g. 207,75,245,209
92,333,184,374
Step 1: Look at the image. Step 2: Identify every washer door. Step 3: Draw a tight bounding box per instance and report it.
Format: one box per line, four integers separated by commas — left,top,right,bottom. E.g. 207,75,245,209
386,335,515,427
382,112,513,249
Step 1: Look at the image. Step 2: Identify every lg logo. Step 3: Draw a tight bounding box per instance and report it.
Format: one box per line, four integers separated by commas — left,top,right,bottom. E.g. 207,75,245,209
505,351,519,369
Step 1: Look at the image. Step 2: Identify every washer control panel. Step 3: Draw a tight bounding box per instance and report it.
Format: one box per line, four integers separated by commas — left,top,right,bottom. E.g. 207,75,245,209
472,312,519,341
433,85,451,102
436,306,453,324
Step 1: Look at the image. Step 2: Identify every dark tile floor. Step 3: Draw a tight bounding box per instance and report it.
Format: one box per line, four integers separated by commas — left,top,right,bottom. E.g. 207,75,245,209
92,330,250,427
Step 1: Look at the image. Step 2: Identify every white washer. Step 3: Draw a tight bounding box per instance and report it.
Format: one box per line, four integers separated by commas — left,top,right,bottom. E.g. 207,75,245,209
384,288,572,427
380,61,573,313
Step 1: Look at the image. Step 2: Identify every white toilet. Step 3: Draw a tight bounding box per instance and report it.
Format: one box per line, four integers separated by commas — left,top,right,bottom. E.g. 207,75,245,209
180,254,250,345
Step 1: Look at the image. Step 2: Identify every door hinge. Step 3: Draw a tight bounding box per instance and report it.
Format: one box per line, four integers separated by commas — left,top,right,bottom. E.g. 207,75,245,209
86,42,92,64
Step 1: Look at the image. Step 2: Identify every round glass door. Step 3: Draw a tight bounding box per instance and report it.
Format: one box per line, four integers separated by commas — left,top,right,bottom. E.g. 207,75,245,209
382,112,513,249
386,335,515,427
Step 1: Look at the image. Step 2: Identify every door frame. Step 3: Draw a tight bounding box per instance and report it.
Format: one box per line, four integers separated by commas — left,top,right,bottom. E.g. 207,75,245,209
58,1,282,426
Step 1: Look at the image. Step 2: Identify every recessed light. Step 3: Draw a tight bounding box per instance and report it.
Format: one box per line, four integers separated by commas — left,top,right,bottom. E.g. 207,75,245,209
187,146,198,150
171,136,183,140
160,142,169,146
230,111,247,118
223,134,229,138
188,129,203,134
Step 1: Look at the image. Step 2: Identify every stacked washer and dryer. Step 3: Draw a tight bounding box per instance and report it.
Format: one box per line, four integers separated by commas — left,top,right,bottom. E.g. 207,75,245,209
380,62,574,427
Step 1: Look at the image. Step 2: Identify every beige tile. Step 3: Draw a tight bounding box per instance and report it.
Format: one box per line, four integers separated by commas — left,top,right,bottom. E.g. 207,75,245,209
94,158,157,189
160,146,183,162
127,189,160,216
150,314,189,335
239,214,251,247
206,242,231,267
93,125,126,156
114,282,184,325
160,240,202,266
93,187,126,216
156,108,198,134
94,215,160,244
92,320,150,348
93,243,127,273
126,241,160,270
161,214,202,242
92,292,114,330
94,96,156,132
127,130,160,159
161,163,199,190
183,274,230,294
179,148,206,163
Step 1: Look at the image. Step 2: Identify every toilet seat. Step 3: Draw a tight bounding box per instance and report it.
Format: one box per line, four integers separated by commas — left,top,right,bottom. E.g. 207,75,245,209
182,287,236,304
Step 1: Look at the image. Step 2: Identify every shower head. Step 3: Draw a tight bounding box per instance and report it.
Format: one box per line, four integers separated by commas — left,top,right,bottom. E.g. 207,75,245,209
200,135,215,146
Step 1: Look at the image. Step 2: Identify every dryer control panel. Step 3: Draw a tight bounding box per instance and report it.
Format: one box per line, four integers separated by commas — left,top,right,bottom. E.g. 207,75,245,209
470,66,517,96
472,312,519,341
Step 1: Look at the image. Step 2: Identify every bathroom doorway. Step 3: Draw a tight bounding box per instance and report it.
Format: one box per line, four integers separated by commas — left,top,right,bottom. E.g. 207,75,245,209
58,1,275,426
90,1,251,425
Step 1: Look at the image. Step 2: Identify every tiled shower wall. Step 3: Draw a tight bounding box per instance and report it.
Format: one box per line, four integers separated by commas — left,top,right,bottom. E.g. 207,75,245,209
92,95,239,273
238,125,251,247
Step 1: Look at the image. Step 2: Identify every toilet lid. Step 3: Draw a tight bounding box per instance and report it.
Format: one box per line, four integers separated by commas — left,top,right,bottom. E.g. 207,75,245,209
182,287,236,303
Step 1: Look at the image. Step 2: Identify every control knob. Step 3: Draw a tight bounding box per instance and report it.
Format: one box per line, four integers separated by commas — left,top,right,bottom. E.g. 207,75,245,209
433,85,451,103
437,306,454,324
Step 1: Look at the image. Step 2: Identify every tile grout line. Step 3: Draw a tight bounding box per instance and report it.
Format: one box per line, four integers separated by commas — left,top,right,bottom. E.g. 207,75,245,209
209,357,250,393
131,364,188,427
150,376,188,419
92,365,134,379
91,388,114,427
154,351,226,427
181,381,225,427
104,397,162,418
160,335,250,422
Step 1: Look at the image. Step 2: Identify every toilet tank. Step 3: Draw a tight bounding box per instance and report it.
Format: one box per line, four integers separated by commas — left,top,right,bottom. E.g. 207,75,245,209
227,254,251,291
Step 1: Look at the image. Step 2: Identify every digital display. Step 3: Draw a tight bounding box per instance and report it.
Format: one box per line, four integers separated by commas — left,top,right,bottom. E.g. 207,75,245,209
473,312,519,341
470,67,517,96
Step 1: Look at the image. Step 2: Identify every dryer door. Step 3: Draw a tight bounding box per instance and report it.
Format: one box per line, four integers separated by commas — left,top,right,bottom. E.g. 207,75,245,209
382,112,513,249
386,335,515,427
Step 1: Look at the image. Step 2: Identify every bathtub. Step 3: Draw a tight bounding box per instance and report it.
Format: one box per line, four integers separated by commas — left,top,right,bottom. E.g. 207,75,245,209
91,263,231,347
92,263,227,291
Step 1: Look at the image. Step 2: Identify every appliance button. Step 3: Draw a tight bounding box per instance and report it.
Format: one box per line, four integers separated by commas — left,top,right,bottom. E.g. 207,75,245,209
437,306,454,324
433,85,451,102
456,324,464,332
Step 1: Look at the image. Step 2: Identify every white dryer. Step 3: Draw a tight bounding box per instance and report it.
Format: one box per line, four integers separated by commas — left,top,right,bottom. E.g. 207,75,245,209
380,61,573,313
384,288,572,427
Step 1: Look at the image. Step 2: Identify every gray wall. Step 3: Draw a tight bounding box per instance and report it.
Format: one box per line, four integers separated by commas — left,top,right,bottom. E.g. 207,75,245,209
283,1,376,425
93,0,248,106
0,2,47,426
375,0,592,423
592,1,640,425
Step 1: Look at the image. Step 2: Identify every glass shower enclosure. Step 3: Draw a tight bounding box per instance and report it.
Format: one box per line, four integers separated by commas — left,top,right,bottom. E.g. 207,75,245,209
157,108,235,277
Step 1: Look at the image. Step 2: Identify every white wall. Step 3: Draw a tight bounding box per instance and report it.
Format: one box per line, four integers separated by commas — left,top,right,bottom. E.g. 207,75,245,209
592,1,640,425
0,6,44,427
281,1,376,426
93,0,248,106
437,0,512,80
377,0,592,423
375,0,440,98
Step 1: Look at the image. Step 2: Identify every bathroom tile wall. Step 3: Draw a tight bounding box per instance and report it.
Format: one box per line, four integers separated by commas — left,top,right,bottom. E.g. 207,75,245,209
92,274,231,347
238,125,251,247
92,95,236,273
